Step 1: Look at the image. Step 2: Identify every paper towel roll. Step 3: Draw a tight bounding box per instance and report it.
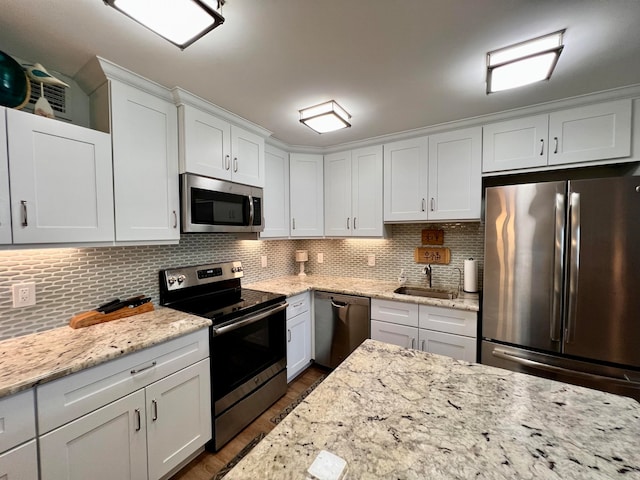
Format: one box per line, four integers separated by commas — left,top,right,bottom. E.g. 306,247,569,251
463,258,478,293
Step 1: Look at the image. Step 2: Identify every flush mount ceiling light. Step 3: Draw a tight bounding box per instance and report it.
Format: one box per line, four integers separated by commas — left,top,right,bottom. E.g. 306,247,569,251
299,100,351,134
487,30,565,94
103,0,225,50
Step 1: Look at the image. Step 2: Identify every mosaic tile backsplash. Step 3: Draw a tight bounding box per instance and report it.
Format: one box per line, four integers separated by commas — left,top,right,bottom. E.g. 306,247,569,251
0,223,484,340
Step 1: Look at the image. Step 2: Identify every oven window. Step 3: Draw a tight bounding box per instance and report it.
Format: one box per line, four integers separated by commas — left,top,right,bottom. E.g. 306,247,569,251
191,188,247,226
211,309,286,400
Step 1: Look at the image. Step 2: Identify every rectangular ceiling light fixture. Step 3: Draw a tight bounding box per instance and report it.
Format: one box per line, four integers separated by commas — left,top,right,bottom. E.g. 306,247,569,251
300,100,351,134
104,0,225,50
487,30,564,94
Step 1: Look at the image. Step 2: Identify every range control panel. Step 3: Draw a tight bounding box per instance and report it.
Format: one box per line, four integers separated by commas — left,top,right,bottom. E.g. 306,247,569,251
162,261,244,291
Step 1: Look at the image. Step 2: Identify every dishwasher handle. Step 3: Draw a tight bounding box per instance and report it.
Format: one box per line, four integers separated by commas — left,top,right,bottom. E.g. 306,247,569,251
330,299,348,308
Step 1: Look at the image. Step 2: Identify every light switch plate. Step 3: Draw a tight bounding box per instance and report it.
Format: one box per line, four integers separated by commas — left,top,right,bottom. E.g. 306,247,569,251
367,254,376,266
261,255,268,268
317,253,324,264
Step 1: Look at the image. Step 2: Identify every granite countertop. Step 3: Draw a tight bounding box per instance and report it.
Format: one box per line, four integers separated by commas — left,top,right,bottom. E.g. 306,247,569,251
246,275,479,312
227,339,640,480
0,306,211,398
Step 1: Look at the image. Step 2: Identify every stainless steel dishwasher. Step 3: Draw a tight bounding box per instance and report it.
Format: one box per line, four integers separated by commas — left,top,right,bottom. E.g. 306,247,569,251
314,291,370,369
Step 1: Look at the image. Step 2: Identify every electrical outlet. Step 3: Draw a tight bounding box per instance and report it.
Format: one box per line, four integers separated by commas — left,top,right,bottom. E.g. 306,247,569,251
261,255,268,268
317,253,324,264
12,282,36,308
367,254,376,266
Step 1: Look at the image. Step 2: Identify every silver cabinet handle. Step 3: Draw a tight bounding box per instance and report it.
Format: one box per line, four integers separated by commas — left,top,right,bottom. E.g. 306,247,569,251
287,329,292,342
292,301,304,308
421,339,426,351
225,154,230,170
540,139,544,156
21,200,28,227
233,157,238,172
130,361,156,375
550,193,565,342
430,198,435,212
346,217,350,229
421,198,426,212
292,218,296,230
566,192,581,344
151,400,158,421
410,338,415,349
172,210,177,229
134,409,141,431
553,136,559,154
353,217,357,230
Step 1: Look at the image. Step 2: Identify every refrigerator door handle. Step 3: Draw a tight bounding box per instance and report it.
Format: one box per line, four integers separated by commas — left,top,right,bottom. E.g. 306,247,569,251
492,348,640,388
550,193,565,342
566,192,581,344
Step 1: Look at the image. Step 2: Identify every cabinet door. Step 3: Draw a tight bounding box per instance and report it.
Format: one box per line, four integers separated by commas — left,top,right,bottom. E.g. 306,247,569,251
231,125,264,187
0,389,36,454
39,390,147,480
324,150,352,237
179,104,231,180
352,145,383,236
419,329,477,362
110,80,179,242
145,359,212,480
548,99,632,165
261,145,290,238
428,127,481,220
371,320,418,350
0,440,38,480
7,108,114,244
0,108,11,244
287,310,312,382
482,115,549,172
383,137,428,222
290,153,324,237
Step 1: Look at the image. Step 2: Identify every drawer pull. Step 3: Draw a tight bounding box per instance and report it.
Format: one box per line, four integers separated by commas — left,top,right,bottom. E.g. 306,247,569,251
130,361,156,375
152,399,158,421
287,329,292,342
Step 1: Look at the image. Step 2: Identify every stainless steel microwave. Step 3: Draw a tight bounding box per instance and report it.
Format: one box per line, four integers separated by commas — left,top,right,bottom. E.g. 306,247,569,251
181,174,264,233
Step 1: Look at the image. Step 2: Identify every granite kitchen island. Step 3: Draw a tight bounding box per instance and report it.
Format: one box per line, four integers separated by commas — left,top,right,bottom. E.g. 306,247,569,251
225,340,639,479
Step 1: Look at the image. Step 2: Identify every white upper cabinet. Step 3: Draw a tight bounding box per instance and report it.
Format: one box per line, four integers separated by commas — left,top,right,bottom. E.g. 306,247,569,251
325,145,384,237
7,108,114,244
384,128,481,222
290,153,324,237
483,99,632,173
383,137,429,222
261,145,290,238
428,127,481,221
174,90,268,188
109,79,180,243
0,108,12,245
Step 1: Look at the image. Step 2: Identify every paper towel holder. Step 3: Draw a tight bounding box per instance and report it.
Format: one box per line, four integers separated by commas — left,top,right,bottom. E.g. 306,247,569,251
463,257,479,293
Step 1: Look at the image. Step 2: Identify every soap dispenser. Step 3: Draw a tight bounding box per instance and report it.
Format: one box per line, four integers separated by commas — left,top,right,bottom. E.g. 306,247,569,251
398,269,407,286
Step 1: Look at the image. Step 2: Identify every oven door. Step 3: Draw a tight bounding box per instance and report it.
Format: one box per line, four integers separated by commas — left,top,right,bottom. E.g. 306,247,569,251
210,302,287,413
181,173,263,233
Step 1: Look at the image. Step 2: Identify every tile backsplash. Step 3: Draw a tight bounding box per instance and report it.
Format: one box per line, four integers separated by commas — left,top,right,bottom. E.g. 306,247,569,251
0,223,484,340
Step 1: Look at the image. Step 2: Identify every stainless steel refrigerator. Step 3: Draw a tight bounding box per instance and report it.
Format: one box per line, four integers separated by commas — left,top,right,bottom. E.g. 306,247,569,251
482,177,640,401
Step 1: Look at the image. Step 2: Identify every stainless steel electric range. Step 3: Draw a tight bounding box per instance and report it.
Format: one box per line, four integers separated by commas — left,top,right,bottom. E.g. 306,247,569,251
159,261,287,451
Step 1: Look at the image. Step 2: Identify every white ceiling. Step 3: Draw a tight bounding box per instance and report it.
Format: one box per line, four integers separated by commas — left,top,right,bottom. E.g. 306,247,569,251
1,0,640,148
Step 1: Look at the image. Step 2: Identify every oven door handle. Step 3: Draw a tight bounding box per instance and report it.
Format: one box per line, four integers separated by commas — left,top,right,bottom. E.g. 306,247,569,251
212,302,288,337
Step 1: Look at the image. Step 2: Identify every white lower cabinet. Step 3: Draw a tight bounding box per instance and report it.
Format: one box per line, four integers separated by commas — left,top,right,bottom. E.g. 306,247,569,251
37,329,211,480
286,292,312,382
371,299,478,362
0,440,39,480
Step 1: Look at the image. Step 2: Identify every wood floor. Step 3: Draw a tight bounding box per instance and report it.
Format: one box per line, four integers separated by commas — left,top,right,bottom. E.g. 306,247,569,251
170,365,327,480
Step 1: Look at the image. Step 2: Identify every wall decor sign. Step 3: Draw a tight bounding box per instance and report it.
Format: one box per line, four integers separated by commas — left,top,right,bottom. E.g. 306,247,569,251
421,229,444,245
414,247,451,264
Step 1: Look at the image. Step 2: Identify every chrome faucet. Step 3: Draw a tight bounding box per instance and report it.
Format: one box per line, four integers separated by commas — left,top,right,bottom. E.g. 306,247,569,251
422,265,432,288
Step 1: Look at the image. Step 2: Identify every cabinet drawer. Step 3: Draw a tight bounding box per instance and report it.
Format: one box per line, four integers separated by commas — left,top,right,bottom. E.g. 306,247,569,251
0,389,35,454
419,305,477,337
420,330,477,363
37,328,208,434
286,292,310,318
371,299,419,327
0,439,38,479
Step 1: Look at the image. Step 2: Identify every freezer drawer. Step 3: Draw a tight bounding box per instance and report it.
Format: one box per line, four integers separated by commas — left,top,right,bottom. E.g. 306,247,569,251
481,341,640,402
314,292,370,369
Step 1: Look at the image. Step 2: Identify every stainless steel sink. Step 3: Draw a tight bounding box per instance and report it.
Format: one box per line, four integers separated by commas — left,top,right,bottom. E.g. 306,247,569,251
393,286,458,299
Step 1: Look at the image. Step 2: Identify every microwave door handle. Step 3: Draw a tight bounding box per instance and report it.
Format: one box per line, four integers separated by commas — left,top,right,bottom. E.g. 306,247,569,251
247,195,255,226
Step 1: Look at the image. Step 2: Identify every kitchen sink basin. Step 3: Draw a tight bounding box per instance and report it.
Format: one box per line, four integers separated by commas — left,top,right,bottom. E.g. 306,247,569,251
393,286,458,299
